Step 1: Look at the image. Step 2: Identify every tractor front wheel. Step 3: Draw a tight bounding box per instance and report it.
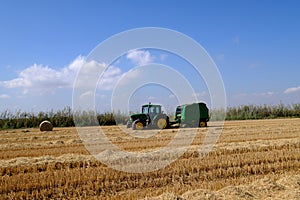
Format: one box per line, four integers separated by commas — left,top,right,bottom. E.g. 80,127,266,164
132,120,144,130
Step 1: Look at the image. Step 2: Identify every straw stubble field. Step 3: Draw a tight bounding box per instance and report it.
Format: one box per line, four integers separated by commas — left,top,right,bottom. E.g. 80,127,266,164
0,119,299,199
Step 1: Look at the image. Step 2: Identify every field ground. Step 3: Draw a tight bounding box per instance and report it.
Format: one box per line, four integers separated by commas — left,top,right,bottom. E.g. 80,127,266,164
0,118,299,199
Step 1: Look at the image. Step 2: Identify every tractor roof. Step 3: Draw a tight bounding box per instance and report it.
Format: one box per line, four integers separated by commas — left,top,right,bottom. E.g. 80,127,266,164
142,104,161,107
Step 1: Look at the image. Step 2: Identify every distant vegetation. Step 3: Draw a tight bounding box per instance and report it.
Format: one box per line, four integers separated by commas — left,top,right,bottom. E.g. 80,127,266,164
0,104,299,129
0,107,128,129
225,103,300,120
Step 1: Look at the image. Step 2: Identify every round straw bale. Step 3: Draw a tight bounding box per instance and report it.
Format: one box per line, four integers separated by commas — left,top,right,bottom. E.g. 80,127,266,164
39,120,53,131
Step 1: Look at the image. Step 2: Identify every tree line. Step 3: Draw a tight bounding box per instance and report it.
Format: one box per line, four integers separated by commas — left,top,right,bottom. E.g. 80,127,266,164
0,104,299,129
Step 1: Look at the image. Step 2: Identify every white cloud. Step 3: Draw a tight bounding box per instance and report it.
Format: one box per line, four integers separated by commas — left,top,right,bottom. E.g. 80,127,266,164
0,94,10,99
74,59,122,91
98,66,122,90
1,56,122,94
126,49,155,65
2,64,64,94
284,86,300,94
1,56,83,94
116,68,141,87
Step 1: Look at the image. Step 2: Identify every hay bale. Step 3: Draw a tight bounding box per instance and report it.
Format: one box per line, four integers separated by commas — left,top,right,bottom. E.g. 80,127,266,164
39,120,53,132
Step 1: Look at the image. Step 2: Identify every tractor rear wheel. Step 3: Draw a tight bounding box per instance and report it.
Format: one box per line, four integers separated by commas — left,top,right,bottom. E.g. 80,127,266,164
132,120,144,130
199,121,207,128
156,118,168,129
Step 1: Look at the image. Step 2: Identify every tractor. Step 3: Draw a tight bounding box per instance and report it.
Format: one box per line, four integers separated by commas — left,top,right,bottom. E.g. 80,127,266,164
127,103,169,130
127,102,209,130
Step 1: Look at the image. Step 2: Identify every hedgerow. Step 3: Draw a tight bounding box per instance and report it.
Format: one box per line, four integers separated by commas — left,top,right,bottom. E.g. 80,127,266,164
0,103,299,129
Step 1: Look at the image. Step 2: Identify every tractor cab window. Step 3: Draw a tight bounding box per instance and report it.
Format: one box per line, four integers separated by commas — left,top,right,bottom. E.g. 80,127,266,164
150,106,161,114
156,106,161,114
142,106,149,114
149,107,155,114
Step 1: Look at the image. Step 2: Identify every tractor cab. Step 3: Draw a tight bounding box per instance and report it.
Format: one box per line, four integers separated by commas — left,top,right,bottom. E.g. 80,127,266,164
127,103,169,130
142,104,162,122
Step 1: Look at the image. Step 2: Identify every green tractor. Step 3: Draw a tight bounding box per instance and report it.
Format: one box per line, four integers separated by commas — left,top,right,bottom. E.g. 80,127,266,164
127,103,169,130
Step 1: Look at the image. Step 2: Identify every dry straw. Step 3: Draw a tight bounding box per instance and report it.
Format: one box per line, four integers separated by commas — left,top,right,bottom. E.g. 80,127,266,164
39,120,53,131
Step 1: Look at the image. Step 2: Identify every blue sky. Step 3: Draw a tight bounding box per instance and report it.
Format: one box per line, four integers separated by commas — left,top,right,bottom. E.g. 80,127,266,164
0,0,300,113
